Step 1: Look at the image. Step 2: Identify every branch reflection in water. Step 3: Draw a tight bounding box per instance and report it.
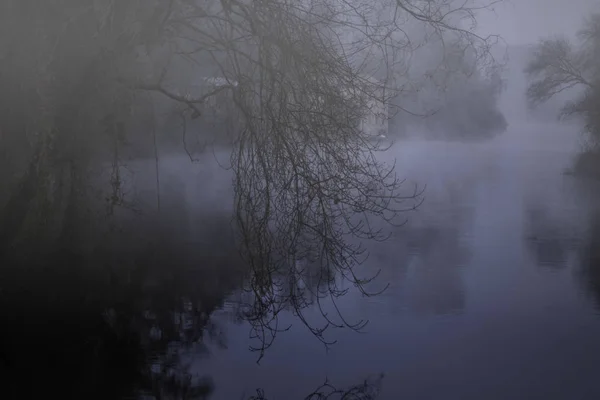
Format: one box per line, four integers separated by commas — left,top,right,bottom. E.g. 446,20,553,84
0,161,397,398
249,374,384,400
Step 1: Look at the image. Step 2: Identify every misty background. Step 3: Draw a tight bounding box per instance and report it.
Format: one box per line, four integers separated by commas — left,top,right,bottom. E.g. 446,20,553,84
2,0,600,399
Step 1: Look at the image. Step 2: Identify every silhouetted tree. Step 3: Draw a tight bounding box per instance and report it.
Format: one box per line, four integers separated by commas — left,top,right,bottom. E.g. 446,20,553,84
525,12,600,142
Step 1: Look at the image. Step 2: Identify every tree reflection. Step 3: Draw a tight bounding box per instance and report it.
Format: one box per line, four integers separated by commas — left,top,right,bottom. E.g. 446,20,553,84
0,194,387,399
250,374,384,400
0,211,242,399
405,225,469,316
576,214,600,310
523,205,581,270
0,118,403,398
234,173,423,360
364,178,474,317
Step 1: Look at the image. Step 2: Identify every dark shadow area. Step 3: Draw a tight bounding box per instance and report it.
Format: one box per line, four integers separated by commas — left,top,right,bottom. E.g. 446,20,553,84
0,212,244,399
571,150,600,180
575,214,600,310
524,205,582,270
0,212,385,399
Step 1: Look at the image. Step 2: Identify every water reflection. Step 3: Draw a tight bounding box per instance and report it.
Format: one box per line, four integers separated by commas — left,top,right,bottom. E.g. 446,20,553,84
407,226,469,315
0,185,384,400
8,139,600,399
249,374,383,400
523,205,581,270
0,212,243,399
576,214,600,311
363,174,475,317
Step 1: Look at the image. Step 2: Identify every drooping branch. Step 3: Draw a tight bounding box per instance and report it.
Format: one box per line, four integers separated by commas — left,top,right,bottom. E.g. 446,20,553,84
0,0,504,362
129,80,236,118
117,0,501,360
525,37,594,108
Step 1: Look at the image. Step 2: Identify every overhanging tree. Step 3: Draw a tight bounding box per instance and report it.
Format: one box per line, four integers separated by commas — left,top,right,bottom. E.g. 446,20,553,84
0,0,503,357
525,12,600,141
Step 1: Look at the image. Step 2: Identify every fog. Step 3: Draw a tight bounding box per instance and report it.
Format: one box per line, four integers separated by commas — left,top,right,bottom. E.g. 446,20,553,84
476,0,600,45
2,1,600,399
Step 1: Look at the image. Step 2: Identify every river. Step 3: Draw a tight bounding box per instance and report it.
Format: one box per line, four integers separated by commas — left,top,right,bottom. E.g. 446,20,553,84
192,120,600,399
4,119,600,400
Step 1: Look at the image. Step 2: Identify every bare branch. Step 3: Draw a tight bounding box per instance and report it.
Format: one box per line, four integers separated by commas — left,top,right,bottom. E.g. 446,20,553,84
525,37,594,107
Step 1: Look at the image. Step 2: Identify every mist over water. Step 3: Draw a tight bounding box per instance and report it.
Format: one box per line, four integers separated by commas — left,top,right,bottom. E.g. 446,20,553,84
184,107,600,399
11,61,600,400
93,65,600,399
4,2,600,399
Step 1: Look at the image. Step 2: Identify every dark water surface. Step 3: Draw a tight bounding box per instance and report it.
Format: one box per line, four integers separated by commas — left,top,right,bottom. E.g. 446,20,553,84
4,122,600,399
201,125,600,399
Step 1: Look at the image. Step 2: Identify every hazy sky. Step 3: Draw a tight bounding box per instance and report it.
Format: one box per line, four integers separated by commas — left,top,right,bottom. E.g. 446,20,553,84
475,0,599,45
